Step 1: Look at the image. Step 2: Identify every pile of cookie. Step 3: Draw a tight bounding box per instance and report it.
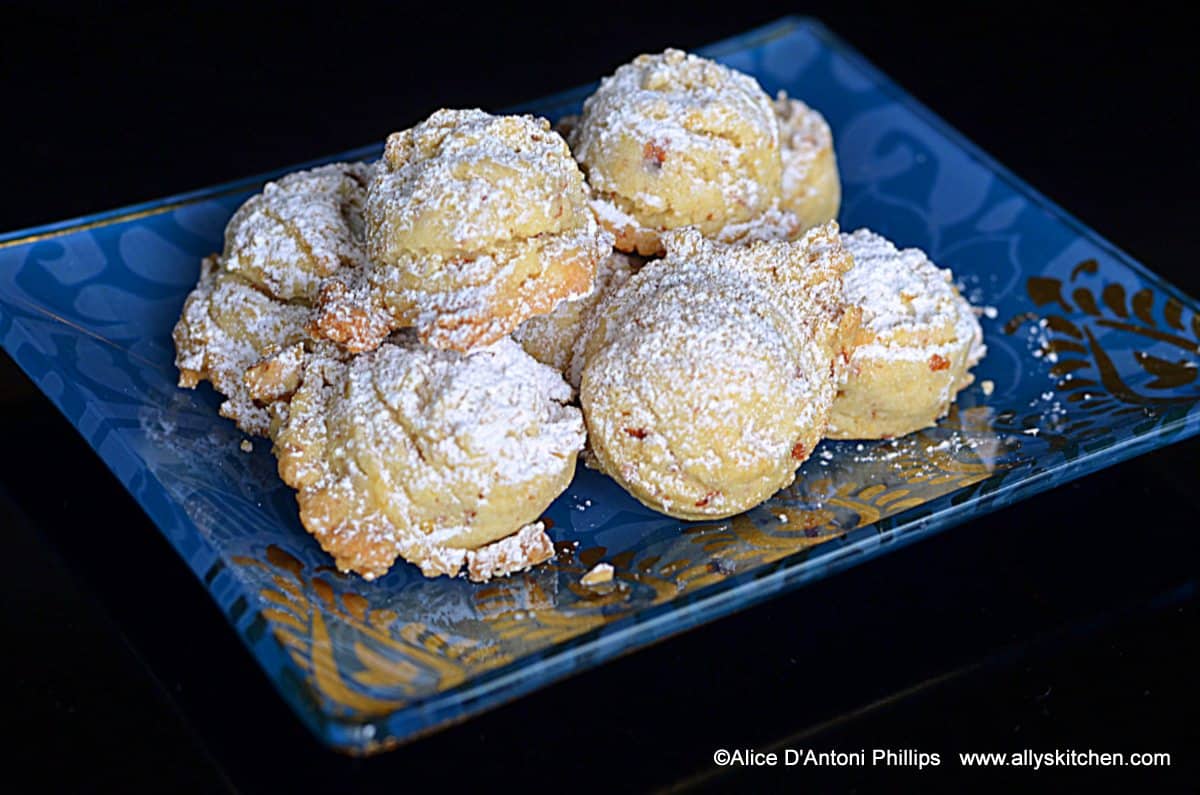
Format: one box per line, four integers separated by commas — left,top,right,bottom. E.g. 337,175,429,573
174,49,985,582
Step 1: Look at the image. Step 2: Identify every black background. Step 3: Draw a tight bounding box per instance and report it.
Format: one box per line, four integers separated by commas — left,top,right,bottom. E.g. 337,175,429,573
2,3,1197,792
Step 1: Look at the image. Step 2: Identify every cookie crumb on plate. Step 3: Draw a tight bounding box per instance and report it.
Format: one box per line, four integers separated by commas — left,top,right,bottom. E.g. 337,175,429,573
580,562,614,586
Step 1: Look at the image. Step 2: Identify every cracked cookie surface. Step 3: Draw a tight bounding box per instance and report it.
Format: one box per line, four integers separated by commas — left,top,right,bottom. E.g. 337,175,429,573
314,109,611,353
271,335,585,580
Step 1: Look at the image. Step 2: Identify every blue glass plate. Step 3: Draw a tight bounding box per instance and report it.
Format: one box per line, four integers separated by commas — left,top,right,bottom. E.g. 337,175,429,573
2,17,1198,754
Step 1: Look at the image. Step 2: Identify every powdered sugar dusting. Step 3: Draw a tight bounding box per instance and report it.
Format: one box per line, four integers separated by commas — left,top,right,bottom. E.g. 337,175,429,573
175,161,375,435
571,49,783,249
367,109,585,252
464,522,555,583
514,250,638,379
315,109,610,353
774,92,833,208
576,224,858,518
714,202,801,244
223,162,373,302
841,228,984,367
172,256,314,436
272,335,584,580
827,229,987,438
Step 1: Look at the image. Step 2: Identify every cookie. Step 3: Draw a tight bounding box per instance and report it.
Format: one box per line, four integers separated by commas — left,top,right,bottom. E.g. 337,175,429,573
271,335,585,581
774,92,841,234
570,49,790,255
514,249,638,384
173,255,315,436
222,162,372,303
576,224,860,519
828,229,986,439
314,109,612,353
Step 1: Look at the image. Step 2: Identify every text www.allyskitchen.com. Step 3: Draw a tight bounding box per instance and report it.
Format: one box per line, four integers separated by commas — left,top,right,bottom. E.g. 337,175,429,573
710,747,1171,772
958,750,1171,770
